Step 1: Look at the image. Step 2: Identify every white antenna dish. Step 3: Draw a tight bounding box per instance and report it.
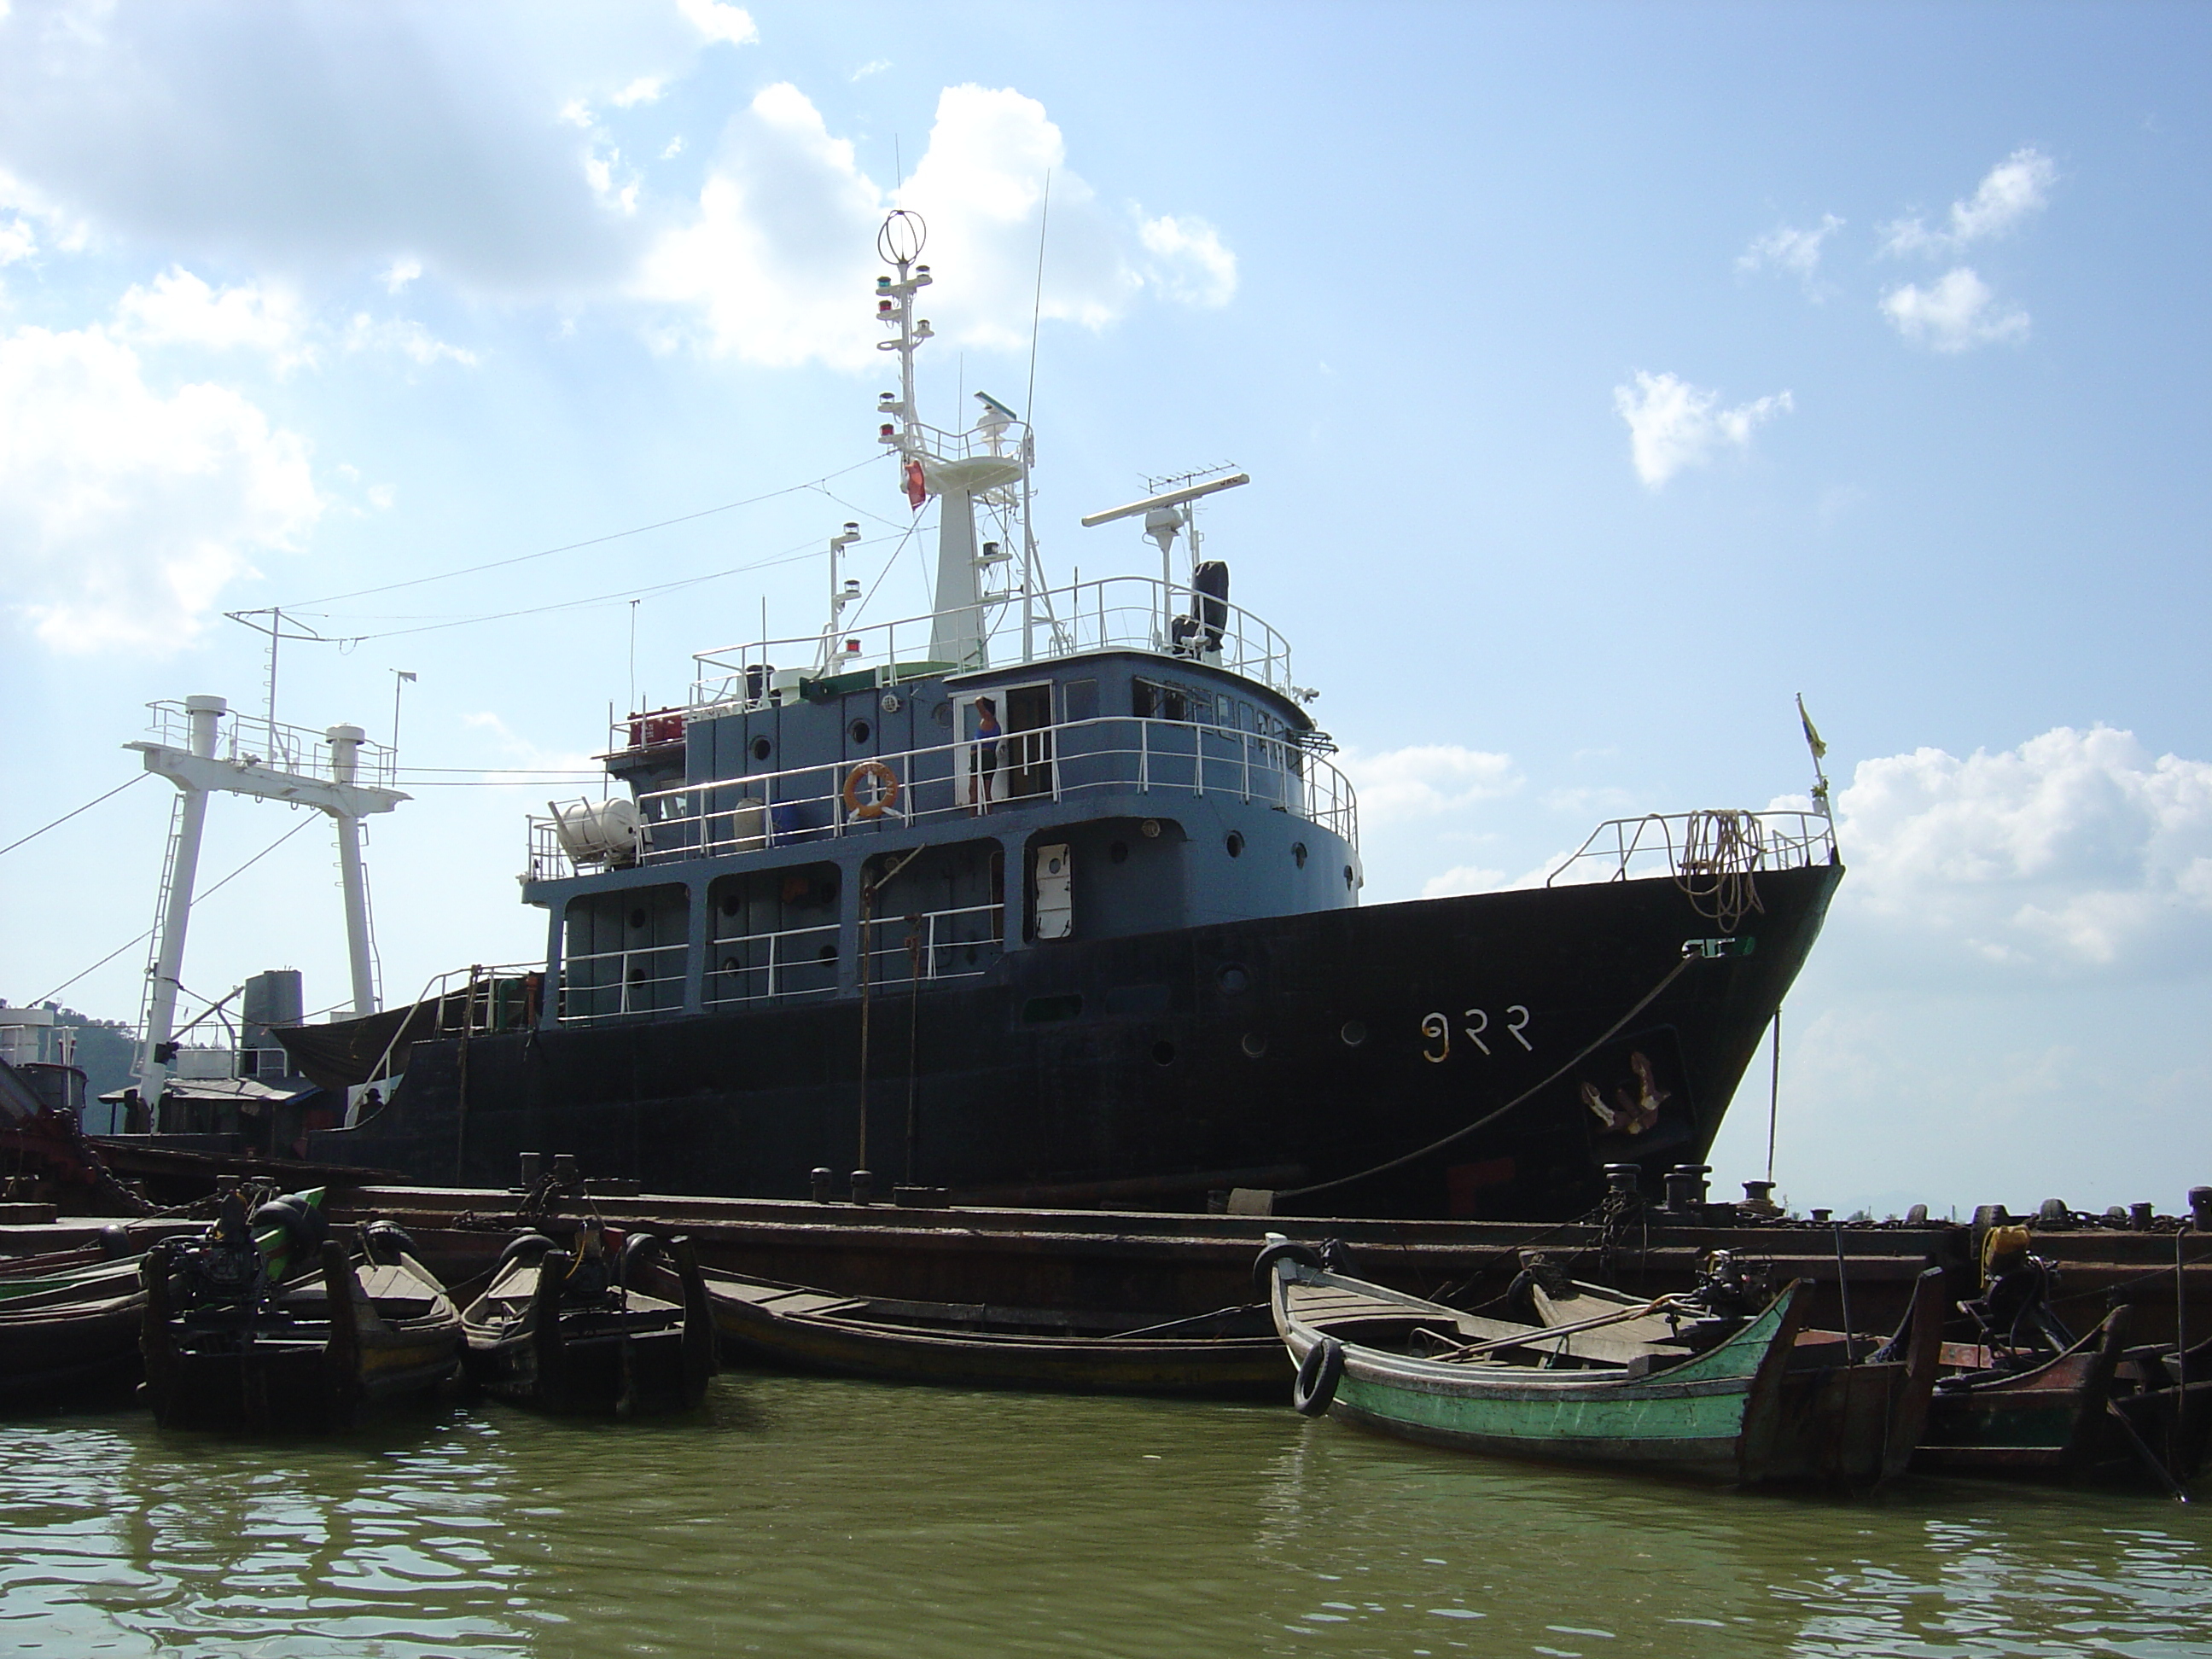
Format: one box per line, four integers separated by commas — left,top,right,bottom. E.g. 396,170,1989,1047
1080,472,1249,528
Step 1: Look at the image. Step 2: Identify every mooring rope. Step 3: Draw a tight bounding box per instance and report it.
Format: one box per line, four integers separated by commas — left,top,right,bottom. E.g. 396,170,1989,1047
1279,953,1702,1202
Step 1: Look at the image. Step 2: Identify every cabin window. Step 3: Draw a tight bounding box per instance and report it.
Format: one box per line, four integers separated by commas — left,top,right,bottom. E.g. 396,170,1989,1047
1064,678,1098,723
562,884,689,1024
1215,693,1232,727
1132,678,1188,723
705,864,841,1008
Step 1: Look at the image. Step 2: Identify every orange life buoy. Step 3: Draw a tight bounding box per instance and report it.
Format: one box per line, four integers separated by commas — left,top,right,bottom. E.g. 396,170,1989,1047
842,760,901,820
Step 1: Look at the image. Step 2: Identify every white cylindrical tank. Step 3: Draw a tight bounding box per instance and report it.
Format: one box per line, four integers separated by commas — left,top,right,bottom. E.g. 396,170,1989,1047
551,797,646,866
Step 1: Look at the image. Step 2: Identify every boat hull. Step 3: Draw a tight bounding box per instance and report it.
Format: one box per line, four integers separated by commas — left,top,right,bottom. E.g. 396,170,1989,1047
312,863,1840,1220
1272,1260,1807,1483
675,1266,1284,1396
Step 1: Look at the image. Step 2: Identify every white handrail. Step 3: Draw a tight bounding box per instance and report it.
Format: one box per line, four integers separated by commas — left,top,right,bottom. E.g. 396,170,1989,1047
527,713,1358,882
687,573,1299,704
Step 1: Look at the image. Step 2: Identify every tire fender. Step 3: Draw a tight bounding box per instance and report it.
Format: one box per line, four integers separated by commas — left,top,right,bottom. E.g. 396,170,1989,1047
1292,1336,1346,1417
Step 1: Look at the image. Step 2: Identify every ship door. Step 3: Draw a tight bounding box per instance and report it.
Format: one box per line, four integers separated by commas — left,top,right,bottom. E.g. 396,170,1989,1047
956,682,1056,810
1033,842,1073,940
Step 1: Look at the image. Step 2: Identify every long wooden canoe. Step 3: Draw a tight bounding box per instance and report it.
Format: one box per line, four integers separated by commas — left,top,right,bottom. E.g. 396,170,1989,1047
657,1263,1284,1397
1264,1239,1811,1484
1524,1266,1949,1488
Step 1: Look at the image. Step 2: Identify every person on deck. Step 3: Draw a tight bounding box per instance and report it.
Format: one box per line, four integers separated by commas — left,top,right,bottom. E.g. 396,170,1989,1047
969,697,1001,812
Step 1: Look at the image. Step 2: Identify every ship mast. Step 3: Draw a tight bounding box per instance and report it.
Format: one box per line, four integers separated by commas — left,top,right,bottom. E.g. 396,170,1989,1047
871,211,1025,671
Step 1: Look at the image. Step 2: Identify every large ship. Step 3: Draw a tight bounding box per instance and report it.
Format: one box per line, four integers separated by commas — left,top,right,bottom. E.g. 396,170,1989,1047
299,214,1842,1220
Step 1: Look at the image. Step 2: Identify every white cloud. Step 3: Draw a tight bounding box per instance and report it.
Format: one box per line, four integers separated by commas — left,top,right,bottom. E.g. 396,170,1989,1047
639,82,1230,367
0,9,701,295
1880,267,2029,352
1612,371,1792,489
678,0,758,48
343,314,479,368
611,77,666,109
1827,725,2212,975
114,266,313,369
1340,744,1521,825
1738,213,1842,287
381,257,422,294
0,216,32,266
1882,147,2056,258
1140,214,1237,307
1421,864,1507,899
851,60,891,82
0,323,323,653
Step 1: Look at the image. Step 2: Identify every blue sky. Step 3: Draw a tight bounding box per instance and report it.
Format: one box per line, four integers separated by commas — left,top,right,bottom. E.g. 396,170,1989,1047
3,1,2206,1214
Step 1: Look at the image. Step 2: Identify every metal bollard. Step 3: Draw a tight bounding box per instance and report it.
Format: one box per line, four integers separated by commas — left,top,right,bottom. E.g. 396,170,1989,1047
2130,1202,2155,1231
552,1152,579,1186
810,1167,833,1203
2190,1187,2212,1231
851,1168,873,1206
1604,1163,1641,1197
517,1151,542,1190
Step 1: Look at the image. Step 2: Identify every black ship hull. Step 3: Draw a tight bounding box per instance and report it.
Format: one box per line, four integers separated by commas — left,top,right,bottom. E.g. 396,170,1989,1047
311,861,1840,1220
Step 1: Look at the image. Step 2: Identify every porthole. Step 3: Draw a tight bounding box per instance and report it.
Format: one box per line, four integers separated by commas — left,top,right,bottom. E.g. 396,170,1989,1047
1109,841,1129,864
627,908,648,930
849,719,873,745
1340,1020,1367,1048
719,894,741,916
720,956,742,975
751,736,772,763
1293,842,1307,869
1225,831,1245,858
1217,964,1250,994
1152,1040,1177,1067
1343,864,1356,888
817,944,837,964
933,701,953,726
1241,1032,1267,1059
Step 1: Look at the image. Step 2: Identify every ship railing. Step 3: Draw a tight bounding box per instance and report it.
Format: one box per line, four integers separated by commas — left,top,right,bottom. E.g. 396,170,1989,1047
353,960,547,1089
143,700,399,789
1544,809,1837,887
525,714,1359,882
684,573,1298,707
863,901,1004,987
556,945,689,1026
701,921,841,1011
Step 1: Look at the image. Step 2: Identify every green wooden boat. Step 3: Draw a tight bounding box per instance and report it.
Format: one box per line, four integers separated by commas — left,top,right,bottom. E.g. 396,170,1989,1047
1261,1237,1810,1485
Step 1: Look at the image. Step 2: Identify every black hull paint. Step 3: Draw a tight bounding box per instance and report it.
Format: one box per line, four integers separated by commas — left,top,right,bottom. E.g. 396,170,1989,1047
313,864,1841,1220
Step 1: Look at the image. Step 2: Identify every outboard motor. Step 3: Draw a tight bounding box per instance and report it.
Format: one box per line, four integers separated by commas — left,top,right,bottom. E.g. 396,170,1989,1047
172,1191,268,1311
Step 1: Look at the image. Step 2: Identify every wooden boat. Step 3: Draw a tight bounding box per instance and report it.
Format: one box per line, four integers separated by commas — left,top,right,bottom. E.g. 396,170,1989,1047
1261,1237,1941,1487
141,1209,462,1431
1518,1255,1948,1488
0,1194,323,1412
1914,1231,2209,1489
1915,1313,2130,1476
460,1223,715,1417
648,1261,1283,1396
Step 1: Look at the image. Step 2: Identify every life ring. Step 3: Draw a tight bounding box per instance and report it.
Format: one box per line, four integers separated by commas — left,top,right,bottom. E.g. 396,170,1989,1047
842,760,901,819
1292,1336,1345,1417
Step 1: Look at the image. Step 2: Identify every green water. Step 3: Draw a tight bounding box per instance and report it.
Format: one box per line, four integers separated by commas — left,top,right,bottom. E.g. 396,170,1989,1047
3,1374,2208,1657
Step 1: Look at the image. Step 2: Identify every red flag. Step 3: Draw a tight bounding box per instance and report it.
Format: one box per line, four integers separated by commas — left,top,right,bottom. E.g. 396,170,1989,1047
904,458,928,509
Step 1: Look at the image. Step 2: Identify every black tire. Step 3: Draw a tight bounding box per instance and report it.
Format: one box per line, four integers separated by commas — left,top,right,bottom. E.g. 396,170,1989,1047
251,1193,329,1259
360,1220,418,1267
1292,1336,1345,1417
493,1232,556,1275
620,1231,667,1287
1252,1240,1324,1295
